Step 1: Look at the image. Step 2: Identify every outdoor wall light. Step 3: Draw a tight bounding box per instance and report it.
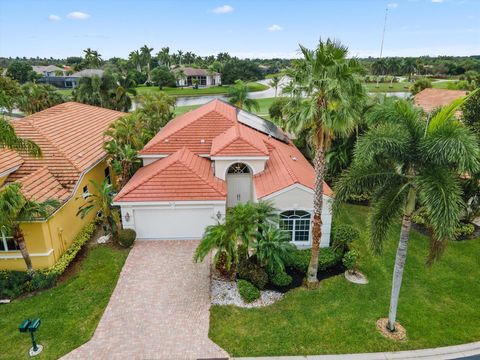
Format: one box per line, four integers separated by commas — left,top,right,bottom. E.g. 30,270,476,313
125,212,131,222
216,211,222,220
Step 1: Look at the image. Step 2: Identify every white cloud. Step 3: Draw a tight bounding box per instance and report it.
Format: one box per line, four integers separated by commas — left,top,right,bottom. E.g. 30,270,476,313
211,5,233,14
48,14,61,21
267,24,283,32
387,3,399,8
431,0,444,3
66,11,90,20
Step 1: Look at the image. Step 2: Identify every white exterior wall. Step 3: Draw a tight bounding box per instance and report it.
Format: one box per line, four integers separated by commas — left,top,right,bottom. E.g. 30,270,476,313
261,185,332,248
117,201,226,240
213,157,268,180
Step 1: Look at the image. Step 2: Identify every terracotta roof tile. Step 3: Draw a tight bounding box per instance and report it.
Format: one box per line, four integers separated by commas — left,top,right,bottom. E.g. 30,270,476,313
0,149,23,175
4,102,124,202
115,147,227,202
414,88,467,113
17,166,70,202
211,124,269,156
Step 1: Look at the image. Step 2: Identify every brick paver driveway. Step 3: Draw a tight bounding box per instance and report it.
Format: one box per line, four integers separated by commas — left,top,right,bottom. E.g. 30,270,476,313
63,240,228,360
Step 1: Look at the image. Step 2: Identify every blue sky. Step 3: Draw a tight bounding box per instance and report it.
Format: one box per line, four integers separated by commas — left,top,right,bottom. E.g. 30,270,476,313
0,0,479,59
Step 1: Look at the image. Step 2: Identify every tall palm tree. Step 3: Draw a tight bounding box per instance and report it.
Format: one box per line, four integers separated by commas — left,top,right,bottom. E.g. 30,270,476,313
83,48,102,68
157,47,171,67
115,73,137,112
269,75,281,97
284,39,365,286
227,80,259,111
402,58,417,81
140,45,154,83
176,50,184,65
129,50,142,72
0,117,42,156
334,95,480,332
77,179,119,237
17,83,64,115
0,183,59,272
386,58,400,86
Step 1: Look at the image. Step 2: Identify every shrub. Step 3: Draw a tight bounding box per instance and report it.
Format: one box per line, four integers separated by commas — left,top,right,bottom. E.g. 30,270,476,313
410,78,432,95
284,248,310,273
269,268,292,287
0,271,29,298
455,223,475,238
318,247,344,271
237,279,260,303
284,247,343,274
342,250,359,273
118,228,136,247
237,257,268,289
331,224,360,252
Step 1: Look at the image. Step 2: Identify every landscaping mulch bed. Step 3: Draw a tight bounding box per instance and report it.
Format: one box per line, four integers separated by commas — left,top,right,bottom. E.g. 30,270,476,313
413,222,480,241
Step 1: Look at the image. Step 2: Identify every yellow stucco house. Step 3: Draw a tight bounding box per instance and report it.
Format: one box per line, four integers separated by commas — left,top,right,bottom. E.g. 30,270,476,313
0,102,124,270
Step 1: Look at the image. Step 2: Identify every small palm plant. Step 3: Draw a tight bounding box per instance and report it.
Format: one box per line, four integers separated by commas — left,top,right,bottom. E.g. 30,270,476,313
0,183,59,272
1,117,42,157
334,94,480,332
228,80,259,111
77,180,119,238
252,225,295,273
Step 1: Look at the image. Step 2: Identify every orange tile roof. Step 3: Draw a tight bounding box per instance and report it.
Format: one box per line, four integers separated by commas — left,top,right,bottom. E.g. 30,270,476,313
140,100,237,155
0,149,23,175
211,124,269,156
114,147,227,202
17,167,70,202
414,88,467,113
5,102,124,202
124,99,333,201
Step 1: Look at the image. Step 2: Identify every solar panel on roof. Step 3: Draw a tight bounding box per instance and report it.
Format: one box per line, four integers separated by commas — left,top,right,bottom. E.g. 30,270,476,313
236,109,290,143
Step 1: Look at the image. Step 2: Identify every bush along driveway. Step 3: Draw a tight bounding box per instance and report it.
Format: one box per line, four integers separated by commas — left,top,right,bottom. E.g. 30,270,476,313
209,204,480,357
0,245,129,360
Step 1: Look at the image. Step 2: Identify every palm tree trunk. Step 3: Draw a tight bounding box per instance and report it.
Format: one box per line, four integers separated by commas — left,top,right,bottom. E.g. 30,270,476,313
14,225,33,273
306,146,325,284
387,187,416,331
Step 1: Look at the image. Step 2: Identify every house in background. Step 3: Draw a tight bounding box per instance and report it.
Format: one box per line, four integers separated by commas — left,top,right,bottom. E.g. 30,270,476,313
0,102,123,270
36,68,105,89
414,88,467,113
32,65,66,77
114,99,333,248
173,66,221,87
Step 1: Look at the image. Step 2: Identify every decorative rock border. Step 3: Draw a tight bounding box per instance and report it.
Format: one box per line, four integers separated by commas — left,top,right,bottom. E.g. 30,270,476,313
376,318,407,341
344,270,369,285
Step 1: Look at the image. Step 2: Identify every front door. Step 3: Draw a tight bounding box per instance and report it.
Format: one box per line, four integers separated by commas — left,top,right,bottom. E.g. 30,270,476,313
227,173,252,207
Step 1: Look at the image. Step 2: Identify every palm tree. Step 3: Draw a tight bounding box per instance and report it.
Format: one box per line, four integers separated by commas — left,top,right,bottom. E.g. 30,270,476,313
115,73,137,112
17,83,64,115
0,183,59,272
157,47,171,67
284,39,366,286
83,48,102,68
402,58,416,81
140,45,154,83
77,180,119,237
334,95,480,332
135,92,175,139
0,117,42,156
269,75,281,97
386,58,400,87
371,58,388,87
176,50,184,65
129,50,142,72
252,225,295,273
228,80,259,111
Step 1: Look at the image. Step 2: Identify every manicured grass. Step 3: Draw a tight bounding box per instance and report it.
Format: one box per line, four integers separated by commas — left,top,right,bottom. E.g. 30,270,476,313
0,245,128,360
365,82,411,92
174,97,277,118
136,82,268,97
432,80,462,90
210,204,480,357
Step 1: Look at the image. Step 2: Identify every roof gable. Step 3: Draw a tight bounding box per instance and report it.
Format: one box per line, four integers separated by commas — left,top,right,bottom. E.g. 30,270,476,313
210,124,269,157
115,147,226,202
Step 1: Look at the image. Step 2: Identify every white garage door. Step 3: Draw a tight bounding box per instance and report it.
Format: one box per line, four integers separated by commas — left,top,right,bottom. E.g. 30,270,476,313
133,207,216,240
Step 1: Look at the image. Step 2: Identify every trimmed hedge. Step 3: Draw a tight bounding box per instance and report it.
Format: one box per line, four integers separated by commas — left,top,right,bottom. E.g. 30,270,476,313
269,268,293,287
237,279,260,303
0,221,96,299
284,247,344,274
237,257,268,290
118,229,136,247
331,224,360,251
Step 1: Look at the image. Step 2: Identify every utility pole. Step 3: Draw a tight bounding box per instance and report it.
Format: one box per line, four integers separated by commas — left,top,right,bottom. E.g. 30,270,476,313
376,7,389,87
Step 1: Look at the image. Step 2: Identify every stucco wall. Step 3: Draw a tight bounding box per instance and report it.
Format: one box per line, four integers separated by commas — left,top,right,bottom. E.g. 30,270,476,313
262,185,333,248
0,160,111,271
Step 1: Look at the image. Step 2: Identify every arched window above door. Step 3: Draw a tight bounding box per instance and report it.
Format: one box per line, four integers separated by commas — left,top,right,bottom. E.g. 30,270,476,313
227,163,251,174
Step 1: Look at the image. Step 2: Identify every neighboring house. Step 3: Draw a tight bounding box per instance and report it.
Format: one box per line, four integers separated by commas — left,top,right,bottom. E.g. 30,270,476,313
32,65,66,77
173,67,221,87
414,88,467,113
37,68,105,89
0,102,124,270
114,99,333,248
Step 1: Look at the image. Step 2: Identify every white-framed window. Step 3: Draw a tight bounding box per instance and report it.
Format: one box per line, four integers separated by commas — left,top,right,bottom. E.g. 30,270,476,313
0,231,20,252
279,210,311,243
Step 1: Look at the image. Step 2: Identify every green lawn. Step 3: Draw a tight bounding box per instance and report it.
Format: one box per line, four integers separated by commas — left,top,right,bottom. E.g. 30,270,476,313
365,82,411,92
175,97,277,118
56,89,73,97
0,245,128,360
210,204,480,357
432,80,462,90
136,82,268,97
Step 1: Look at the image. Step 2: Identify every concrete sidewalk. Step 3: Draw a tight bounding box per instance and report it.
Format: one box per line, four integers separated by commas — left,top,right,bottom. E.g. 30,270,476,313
233,341,480,360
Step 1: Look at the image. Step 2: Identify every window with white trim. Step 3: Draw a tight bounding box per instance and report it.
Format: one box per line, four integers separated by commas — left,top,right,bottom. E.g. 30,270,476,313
0,231,20,251
279,210,311,243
